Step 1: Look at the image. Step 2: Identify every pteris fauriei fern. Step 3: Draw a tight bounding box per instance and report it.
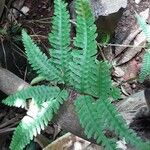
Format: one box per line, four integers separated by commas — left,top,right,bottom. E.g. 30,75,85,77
2,0,150,150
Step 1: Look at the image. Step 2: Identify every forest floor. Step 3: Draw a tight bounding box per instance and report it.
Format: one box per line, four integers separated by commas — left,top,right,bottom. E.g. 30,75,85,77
0,0,150,149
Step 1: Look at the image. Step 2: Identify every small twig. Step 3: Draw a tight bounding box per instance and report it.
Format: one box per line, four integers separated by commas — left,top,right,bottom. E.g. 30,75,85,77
25,25,48,50
4,4,18,23
30,35,48,39
12,53,24,76
98,43,146,49
26,17,51,23
0,115,22,128
114,28,142,57
97,43,107,60
28,20,51,24
0,128,15,134
11,42,26,58
1,121,20,130
0,39,7,69
24,66,28,81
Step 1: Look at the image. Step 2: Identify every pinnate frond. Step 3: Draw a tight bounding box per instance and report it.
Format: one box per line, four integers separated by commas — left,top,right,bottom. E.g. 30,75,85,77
48,0,71,81
75,95,150,149
22,30,63,83
96,98,150,150
9,89,68,150
68,0,98,94
95,61,120,99
2,85,66,108
75,95,117,150
74,0,97,54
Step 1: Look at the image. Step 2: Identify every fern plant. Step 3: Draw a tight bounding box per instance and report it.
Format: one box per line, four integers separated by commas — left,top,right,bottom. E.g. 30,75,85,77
2,0,150,150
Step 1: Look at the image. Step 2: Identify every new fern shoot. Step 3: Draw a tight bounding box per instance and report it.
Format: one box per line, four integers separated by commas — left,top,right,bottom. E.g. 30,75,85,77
2,0,150,150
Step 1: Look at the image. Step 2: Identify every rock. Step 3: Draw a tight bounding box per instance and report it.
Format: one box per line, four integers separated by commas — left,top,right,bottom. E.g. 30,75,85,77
90,0,127,17
69,0,127,41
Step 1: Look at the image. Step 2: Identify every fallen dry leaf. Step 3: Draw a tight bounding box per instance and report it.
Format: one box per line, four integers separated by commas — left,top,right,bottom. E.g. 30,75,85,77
113,67,125,77
116,31,146,65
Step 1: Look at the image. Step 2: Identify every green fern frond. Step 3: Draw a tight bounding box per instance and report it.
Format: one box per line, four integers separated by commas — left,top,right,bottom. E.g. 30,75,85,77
68,0,98,94
75,95,149,149
75,95,117,150
2,85,65,108
136,13,150,42
22,30,63,83
74,0,97,53
48,0,71,81
96,98,149,149
139,49,150,82
10,89,68,150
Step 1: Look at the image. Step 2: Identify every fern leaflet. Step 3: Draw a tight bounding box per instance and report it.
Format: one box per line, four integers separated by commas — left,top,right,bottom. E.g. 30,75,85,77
9,89,68,150
48,0,71,82
22,30,63,83
95,61,120,99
